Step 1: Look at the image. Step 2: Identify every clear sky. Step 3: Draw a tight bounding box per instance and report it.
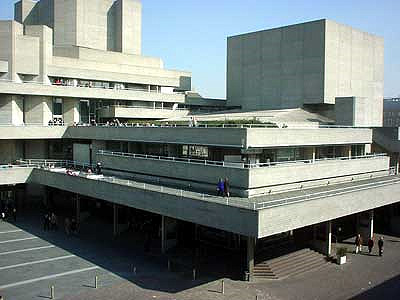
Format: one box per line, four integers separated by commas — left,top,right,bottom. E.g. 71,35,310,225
0,0,398,99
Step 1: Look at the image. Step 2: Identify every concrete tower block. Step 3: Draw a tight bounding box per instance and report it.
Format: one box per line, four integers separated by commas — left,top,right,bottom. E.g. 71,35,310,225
0,21,24,82
114,0,142,55
14,0,38,25
25,25,53,84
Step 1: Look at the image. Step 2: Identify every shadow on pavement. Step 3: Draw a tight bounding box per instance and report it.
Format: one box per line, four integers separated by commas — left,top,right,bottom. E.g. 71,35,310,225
349,274,400,300
11,209,229,294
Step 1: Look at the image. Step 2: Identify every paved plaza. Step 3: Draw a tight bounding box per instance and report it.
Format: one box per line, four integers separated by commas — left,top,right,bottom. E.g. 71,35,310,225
1,211,400,300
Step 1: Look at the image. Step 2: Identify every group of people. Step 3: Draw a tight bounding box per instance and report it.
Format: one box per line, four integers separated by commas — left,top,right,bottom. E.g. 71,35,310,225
43,212,58,231
64,217,78,236
1,205,17,222
355,234,384,256
217,178,230,197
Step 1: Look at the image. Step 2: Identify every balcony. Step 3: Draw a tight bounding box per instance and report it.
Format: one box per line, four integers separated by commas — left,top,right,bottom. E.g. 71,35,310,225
97,105,190,120
0,80,186,103
97,151,390,197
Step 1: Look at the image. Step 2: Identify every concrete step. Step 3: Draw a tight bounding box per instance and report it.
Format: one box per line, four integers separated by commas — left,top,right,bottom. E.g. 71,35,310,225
262,248,310,265
274,256,327,277
278,259,330,279
268,250,321,268
254,248,330,280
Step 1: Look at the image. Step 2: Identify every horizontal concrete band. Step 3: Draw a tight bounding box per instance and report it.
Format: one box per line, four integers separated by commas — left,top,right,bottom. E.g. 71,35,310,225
1,167,400,238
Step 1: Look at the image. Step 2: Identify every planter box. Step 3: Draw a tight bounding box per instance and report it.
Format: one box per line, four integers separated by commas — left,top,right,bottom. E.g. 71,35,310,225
337,255,347,265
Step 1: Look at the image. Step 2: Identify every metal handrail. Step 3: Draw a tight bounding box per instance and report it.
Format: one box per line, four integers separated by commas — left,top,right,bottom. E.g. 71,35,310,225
0,79,186,95
6,159,399,211
97,150,388,169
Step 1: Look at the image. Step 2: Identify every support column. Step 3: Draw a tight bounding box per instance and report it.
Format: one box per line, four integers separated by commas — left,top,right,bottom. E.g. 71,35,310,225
247,236,255,281
161,215,166,254
325,221,332,256
369,210,374,239
312,147,316,163
76,195,80,224
113,204,119,237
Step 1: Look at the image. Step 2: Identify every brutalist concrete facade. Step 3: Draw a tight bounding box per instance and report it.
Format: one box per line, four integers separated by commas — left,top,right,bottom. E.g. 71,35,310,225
227,19,384,127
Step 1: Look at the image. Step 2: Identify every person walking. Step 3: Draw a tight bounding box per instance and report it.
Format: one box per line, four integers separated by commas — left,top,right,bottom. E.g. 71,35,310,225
224,178,230,197
355,234,363,254
44,213,50,231
378,237,384,257
12,207,16,222
368,236,374,254
217,179,224,196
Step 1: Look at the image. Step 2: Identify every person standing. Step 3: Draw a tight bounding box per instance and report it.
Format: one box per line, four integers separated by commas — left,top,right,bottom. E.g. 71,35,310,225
378,237,384,257
368,236,374,254
217,179,224,197
355,234,362,254
224,178,230,197
12,207,16,222
44,213,50,231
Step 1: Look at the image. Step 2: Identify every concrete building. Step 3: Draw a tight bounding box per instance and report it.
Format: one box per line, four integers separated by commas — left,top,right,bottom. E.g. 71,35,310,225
0,0,212,126
1,3,399,282
227,19,384,127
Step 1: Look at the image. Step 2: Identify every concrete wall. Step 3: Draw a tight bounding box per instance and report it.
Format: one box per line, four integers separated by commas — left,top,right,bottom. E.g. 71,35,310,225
0,94,24,125
24,95,52,125
0,167,33,185
227,19,384,124
258,177,400,238
0,126,67,140
98,153,249,189
67,126,246,147
31,168,259,237
98,106,190,120
246,128,372,148
0,140,24,164
63,98,80,125
98,153,389,195
227,20,325,110
249,155,389,188
0,82,186,103
24,140,48,159
324,20,384,125
25,25,53,84
335,97,383,127
114,0,141,55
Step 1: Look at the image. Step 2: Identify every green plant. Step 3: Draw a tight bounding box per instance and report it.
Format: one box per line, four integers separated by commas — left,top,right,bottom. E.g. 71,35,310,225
336,247,347,257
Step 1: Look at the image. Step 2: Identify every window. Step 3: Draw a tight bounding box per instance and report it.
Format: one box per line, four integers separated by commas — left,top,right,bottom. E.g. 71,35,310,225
53,98,63,116
182,145,208,158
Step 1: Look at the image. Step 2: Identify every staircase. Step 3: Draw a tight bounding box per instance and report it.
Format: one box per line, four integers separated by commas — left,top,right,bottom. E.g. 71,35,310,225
254,248,330,279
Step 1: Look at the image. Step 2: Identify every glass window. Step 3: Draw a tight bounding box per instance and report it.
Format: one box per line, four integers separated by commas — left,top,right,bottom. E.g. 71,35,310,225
53,98,63,116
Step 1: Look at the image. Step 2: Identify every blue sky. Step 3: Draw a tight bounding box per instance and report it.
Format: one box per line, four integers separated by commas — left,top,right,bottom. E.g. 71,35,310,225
1,0,398,98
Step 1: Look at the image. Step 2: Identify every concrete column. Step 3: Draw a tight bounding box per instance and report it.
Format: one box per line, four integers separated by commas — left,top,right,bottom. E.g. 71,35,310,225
325,221,332,256
76,195,80,223
312,147,316,163
161,215,166,254
113,204,119,237
247,236,255,280
369,210,374,239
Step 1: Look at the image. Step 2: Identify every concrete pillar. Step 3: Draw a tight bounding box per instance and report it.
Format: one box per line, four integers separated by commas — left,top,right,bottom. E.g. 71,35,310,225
247,236,255,280
161,215,166,254
25,25,52,84
325,221,332,256
312,147,316,163
369,210,374,240
63,98,80,125
113,204,119,237
76,195,80,223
